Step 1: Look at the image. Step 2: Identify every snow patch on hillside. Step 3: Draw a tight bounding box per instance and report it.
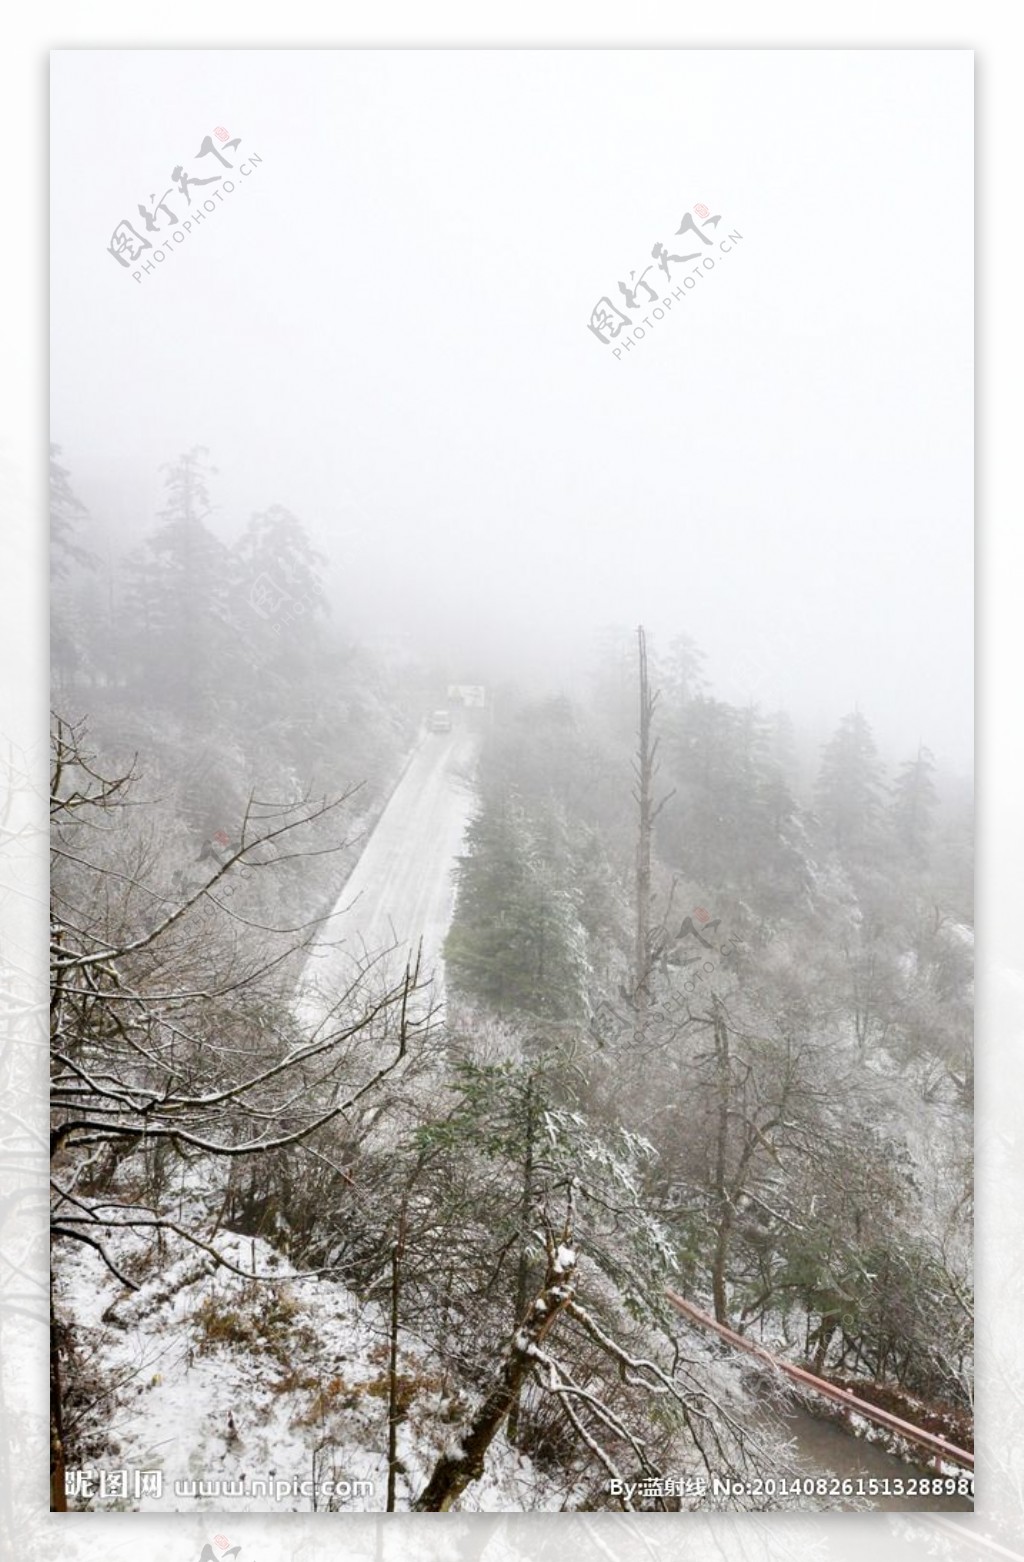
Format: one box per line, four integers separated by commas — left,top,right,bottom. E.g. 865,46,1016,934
55,1228,563,1513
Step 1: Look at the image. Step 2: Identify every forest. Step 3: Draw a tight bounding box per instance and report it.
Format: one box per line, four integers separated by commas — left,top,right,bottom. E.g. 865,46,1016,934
49,445,974,1513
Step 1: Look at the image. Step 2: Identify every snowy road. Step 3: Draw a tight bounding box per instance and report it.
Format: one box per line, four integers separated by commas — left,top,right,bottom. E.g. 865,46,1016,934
296,725,479,1025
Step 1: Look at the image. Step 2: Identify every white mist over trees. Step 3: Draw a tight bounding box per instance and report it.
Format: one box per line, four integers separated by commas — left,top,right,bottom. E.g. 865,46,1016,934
50,447,972,1514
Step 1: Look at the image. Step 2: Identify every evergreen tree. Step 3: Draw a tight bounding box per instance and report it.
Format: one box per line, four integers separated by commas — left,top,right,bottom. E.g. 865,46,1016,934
232,502,327,618
122,447,232,718
224,504,333,757
50,446,97,695
661,632,706,712
50,444,94,580
658,695,804,906
814,709,884,856
889,745,938,864
445,789,589,1021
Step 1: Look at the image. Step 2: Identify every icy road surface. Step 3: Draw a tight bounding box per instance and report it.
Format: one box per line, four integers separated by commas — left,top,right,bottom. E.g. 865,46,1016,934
296,725,479,1026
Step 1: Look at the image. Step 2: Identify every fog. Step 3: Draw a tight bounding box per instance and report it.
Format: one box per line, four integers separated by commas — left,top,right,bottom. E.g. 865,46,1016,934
48,47,979,1526
51,48,972,770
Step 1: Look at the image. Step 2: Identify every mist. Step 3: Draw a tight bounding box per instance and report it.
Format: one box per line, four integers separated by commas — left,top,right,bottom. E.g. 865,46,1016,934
49,47,975,1524
51,47,972,772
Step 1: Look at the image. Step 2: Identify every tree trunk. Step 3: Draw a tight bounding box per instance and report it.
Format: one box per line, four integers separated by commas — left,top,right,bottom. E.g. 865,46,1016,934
813,1315,838,1375
634,626,656,1048
507,1075,536,1448
711,1210,734,1327
414,1229,576,1511
711,1003,732,1324
50,1278,67,1512
386,1209,407,1512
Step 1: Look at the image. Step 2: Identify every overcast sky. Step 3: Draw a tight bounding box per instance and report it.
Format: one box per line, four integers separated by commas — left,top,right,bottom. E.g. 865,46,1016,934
50,48,973,770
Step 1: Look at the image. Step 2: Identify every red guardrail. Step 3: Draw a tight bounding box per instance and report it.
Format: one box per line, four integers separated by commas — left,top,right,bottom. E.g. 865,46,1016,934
665,1287,974,1473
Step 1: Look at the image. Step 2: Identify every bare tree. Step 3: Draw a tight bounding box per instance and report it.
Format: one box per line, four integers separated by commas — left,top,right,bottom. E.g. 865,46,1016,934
49,714,434,1503
413,1188,580,1511
412,1174,783,1513
631,627,673,1047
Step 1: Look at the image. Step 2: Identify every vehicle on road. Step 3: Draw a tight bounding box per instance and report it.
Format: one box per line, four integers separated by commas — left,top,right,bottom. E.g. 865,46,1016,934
428,709,452,733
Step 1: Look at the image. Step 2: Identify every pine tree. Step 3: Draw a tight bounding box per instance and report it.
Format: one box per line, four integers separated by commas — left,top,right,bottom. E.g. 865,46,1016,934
445,790,589,1021
662,632,706,711
51,446,98,695
50,445,94,581
222,504,332,750
815,709,884,856
231,504,329,643
889,745,938,864
122,447,232,718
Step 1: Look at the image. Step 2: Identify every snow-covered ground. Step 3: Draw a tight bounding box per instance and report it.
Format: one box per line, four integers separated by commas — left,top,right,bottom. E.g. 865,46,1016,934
55,1225,565,1514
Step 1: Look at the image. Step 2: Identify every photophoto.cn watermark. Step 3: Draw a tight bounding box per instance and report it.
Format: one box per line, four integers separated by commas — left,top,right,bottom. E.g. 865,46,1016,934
107,126,264,283
679,906,740,995
587,202,744,358
247,571,317,635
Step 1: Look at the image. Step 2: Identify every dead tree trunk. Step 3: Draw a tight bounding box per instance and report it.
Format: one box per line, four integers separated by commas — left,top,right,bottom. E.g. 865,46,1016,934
507,1072,537,1448
633,626,656,1048
711,1002,732,1324
413,1198,577,1512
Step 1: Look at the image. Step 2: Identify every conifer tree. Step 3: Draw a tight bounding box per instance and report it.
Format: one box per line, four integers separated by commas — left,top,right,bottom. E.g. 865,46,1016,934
815,709,884,856
889,745,938,864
